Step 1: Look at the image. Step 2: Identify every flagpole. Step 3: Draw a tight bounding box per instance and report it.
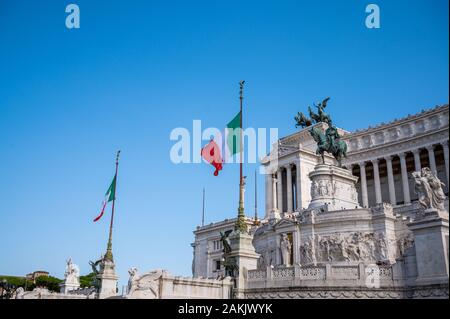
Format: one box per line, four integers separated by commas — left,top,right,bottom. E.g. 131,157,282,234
254,169,258,222
235,80,247,233
105,150,120,262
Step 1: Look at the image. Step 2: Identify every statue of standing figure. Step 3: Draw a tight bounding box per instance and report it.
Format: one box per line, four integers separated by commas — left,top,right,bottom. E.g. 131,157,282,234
220,231,238,277
412,167,447,211
64,258,80,285
300,238,316,265
280,234,292,266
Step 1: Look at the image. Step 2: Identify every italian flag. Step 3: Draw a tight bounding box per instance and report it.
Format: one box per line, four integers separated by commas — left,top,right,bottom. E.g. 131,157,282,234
201,111,242,176
93,175,116,222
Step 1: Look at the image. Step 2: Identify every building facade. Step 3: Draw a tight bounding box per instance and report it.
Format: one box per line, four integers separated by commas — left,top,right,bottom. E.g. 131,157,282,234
191,105,449,299
263,105,449,218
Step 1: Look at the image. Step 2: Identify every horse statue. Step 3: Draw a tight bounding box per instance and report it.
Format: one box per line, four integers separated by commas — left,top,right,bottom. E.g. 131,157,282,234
294,112,312,128
309,127,328,163
308,106,321,123
309,125,347,166
297,97,348,166
309,97,332,124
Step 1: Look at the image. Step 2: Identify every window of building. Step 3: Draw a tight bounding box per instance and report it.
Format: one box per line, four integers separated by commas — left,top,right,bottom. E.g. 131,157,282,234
213,240,223,251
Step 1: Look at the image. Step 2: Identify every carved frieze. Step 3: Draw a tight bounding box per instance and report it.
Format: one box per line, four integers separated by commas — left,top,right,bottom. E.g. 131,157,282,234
300,231,393,263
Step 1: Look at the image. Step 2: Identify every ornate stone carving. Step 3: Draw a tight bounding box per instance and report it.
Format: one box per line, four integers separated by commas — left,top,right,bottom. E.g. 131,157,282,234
370,203,394,215
64,258,80,286
245,289,406,299
300,266,326,280
299,237,316,265
127,268,164,299
280,234,292,266
397,233,415,258
374,131,385,144
308,164,359,211
272,267,295,279
313,231,392,263
374,232,389,261
247,270,266,280
412,167,447,212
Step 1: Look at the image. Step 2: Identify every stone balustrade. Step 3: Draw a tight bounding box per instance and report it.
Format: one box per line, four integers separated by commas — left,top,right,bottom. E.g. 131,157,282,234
246,263,401,290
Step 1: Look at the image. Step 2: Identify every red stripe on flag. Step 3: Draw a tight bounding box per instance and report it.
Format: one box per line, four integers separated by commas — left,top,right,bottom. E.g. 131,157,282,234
201,139,223,176
93,201,107,222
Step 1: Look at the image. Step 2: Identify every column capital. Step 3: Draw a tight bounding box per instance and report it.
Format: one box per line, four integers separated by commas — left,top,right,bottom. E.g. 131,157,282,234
371,158,379,165
285,163,293,170
411,148,421,155
384,155,393,162
441,141,449,148
398,152,406,159
358,161,366,168
426,144,435,151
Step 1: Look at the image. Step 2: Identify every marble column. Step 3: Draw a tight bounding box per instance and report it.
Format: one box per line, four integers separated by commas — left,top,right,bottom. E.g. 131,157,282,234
276,169,283,212
385,156,397,205
359,162,369,208
265,172,273,219
372,159,382,204
426,145,437,175
296,158,302,210
442,141,449,187
412,149,422,172
272,174,278,212
286,165,293,213
399,153,411,205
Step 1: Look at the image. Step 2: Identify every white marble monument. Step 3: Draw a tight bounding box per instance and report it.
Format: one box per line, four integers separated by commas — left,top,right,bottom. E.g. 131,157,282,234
59,258,80,294
97,259,119,299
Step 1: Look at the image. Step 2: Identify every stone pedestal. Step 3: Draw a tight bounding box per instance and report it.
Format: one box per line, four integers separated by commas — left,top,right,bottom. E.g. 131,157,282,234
97,259,119,299
59,281,80,294
228,231,259,299
408,209,449,286
308,164,359,211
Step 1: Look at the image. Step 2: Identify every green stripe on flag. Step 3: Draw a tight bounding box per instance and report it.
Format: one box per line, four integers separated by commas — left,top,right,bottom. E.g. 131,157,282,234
226,111,241,156
106,175,116,202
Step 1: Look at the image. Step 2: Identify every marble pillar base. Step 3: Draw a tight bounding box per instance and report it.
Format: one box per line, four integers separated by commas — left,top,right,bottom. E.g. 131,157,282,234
59,282,80,294
97,259,119,299
228,231,260,298
307,164,360,211
408,209,449,286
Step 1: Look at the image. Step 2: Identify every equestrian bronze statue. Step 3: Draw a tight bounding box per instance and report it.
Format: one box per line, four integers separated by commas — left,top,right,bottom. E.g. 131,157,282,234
294,97,347,166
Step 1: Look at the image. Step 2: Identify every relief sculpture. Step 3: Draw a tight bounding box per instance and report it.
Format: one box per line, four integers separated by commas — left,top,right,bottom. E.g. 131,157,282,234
306,231,393,263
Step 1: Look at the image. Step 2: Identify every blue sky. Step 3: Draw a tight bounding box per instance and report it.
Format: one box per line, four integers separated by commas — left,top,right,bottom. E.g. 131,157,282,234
0,0,448,288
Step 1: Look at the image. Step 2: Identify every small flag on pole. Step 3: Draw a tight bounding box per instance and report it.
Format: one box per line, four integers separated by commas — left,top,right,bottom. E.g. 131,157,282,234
93,175,117,222
226,111,242,157
201,111,243,175
201,139,223,176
